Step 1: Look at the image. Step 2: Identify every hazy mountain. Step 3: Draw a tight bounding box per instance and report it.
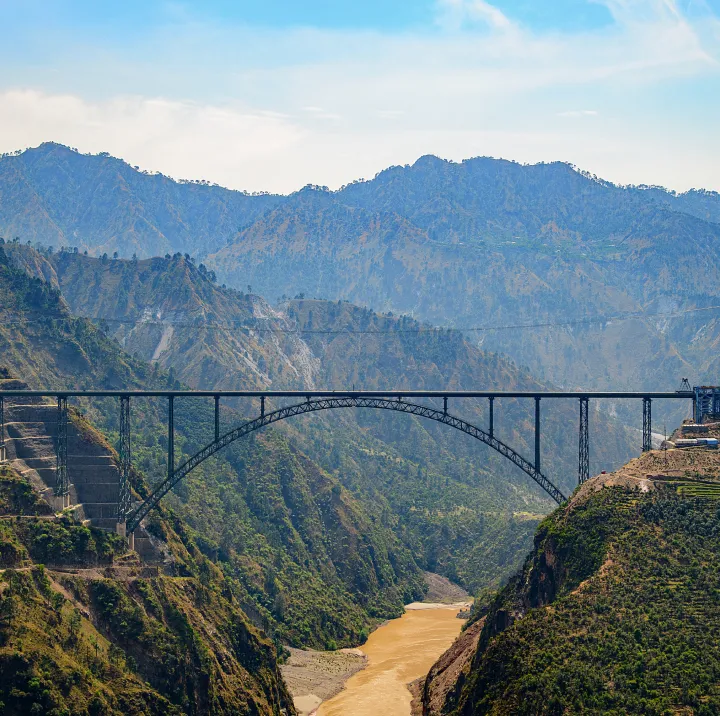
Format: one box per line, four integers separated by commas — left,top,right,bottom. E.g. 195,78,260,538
3,143,717,411
208,157,720,400
0,142,279,258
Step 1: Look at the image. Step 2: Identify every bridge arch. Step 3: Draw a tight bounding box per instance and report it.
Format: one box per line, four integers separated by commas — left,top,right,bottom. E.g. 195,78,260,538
127,396,567,531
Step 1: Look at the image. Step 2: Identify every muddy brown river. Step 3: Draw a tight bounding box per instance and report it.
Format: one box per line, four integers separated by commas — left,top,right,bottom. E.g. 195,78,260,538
317,604,467,716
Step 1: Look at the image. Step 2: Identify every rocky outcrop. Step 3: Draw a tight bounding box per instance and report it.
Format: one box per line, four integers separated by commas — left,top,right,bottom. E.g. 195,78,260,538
414,618,485,716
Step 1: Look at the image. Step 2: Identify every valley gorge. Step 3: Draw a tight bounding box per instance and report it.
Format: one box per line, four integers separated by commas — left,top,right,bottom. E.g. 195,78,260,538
1,143,720,714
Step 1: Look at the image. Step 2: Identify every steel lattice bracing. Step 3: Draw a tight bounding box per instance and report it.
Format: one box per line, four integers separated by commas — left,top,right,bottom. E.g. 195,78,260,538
167,396,174,483
643,397,652,452
118,396,132,523
0,396,5,464
56,396,69,502
579,397,590,484
127,396,568,531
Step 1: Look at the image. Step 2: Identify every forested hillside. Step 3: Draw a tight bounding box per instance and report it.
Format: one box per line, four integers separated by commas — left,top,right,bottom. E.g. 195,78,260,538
6,245,641,596
0,244,426,650
420,448,720,715
0,462,294,716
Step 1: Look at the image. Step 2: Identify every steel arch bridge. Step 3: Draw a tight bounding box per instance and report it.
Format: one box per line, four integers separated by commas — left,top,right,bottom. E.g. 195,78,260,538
127,396,566,531
0,388,694,538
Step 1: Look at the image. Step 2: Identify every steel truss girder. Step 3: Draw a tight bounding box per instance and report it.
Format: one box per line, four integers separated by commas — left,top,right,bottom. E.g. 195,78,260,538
127,397,567,531
56,396,69,499
118,396,132,523
578,397,590,485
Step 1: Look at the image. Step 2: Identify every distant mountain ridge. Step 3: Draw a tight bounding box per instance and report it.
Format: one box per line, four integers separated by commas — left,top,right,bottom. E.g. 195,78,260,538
0,142,281,259
2,143,718,258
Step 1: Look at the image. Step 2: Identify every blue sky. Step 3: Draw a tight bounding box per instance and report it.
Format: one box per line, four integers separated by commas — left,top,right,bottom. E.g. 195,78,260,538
0,0,619,33
1,0,719,192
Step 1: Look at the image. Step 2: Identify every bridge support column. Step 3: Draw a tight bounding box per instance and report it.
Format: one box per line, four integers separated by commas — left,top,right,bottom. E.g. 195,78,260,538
534,396,541,473
0,395,5,463
642,397,652,452
443,396,448,416
168,396,174,482
579,397,589,485
118,396,131,525
56,396,69,509
261,396,265,419
214,395,220,441
489,397,494,439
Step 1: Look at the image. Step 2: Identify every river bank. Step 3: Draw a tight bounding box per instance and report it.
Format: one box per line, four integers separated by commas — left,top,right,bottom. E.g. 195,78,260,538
282,573,470,716
317,602,469,716
280,647,368,716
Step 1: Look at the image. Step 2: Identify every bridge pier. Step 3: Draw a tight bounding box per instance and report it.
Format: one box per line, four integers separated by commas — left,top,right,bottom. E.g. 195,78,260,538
488,396,494,439
0,396,5,463
214,394,220,441
56,396,69,509
579,397,589,484
534,397,541,473
118,396,132,525
168,395,174,481
642,397,652,452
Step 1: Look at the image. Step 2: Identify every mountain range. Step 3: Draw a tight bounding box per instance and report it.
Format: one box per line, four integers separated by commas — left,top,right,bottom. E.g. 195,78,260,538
2,142,719,714
2,143,719,414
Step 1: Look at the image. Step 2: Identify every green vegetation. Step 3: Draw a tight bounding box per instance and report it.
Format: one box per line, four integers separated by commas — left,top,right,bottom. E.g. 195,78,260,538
0,248,428,649
441,485,720,715
8,245,640,599
0,469,294,715
0,464,52,516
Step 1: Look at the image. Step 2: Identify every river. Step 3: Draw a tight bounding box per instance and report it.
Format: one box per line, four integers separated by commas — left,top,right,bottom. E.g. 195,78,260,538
317,603,467,716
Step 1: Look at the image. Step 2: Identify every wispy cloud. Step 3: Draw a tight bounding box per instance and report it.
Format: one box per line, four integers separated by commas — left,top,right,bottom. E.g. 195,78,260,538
558,110,599,118
436,0,513,31
0,89,304,188
376,109,405,119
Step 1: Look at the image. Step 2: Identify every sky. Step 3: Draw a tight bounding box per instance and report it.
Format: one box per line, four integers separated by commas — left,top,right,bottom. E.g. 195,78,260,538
0,0,719,193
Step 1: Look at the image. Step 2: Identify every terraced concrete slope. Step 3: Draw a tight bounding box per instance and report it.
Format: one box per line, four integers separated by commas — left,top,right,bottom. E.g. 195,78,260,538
4,381,117,522
2,379,164,562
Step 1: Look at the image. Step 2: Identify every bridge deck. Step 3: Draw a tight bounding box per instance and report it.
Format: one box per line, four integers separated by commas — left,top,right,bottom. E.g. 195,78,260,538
0,390,695,399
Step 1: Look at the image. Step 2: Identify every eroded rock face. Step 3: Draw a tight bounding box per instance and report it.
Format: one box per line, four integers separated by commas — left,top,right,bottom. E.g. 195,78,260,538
415,617,485,716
